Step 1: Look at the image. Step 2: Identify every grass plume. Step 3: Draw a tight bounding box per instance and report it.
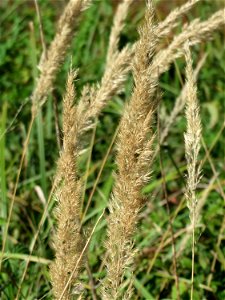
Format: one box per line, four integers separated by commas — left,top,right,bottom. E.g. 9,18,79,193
32,0,91,116
106,0,133,67
50,70,85,300
153,8,225,76
184,42,202,300
101,2,159,299
158,0,200,38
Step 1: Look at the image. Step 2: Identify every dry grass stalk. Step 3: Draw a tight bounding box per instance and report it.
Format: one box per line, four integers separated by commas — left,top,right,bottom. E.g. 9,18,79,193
50,70,85,300
106,0,133,67
101,2,159,299
32,0,91,117
184,42,202,300
153,8,225,76
158,0,200,38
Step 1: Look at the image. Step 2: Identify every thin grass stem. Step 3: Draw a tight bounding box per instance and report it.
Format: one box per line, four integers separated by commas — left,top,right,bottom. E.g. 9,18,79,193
0,115,35,271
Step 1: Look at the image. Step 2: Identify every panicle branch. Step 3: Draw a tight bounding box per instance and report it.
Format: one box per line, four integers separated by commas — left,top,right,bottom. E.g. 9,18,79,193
32,0,91,117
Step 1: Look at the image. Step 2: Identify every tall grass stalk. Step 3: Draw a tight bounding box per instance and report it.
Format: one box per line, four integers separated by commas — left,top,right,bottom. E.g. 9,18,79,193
184,43,202,300
50,70,85,299
0,115,35,273
29,21,47,197
158,106,180,300
101,2,160,298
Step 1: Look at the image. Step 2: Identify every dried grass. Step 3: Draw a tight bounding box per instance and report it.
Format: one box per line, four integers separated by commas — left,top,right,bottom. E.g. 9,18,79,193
184,42,202,300
50,70,85,300
32,0,91,117
101,2,159,299
158,0,200,38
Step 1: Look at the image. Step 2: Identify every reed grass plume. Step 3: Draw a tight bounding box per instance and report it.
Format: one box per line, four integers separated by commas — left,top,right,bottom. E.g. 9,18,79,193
157,0,200,38
101,2,160,299
32,0,91,117
77,0,134,135
184,42,202,299
160,53,206,144
153,8,225,76
184,42,202,226
78,46,132,134
106,0,133,67
50,70,85,300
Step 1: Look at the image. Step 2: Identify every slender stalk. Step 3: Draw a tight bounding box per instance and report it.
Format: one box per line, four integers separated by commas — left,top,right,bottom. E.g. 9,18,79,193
0,103,7,236
29,20,47,197
0,115,35,271
0,251,51,265
50,70,85,300
191,218,195,300
16,174,57,300
81,125,119,224
157,107,180,300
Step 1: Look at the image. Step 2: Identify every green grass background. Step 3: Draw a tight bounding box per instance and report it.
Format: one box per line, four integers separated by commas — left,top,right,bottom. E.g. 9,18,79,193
0,0,224,299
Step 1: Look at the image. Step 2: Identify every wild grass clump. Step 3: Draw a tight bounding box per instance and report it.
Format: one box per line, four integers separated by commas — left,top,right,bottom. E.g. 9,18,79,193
1,0,225,299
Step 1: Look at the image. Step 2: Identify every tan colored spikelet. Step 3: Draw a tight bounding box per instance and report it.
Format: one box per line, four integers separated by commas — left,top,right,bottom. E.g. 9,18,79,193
50,70,85,300
160,53,206,144
32,0,91,117
74,0,133,135
106,0,133,67
184,42,202,225
77,45,132,134
158,0,200,38
101,2,159,299
153,8,225,76
184,42,202,299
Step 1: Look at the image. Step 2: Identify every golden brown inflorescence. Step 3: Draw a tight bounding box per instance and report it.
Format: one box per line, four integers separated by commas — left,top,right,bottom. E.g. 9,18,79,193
101,2,160,299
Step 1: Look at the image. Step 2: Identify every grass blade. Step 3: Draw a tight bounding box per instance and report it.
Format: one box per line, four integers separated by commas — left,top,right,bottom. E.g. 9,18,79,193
0,102,8,236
